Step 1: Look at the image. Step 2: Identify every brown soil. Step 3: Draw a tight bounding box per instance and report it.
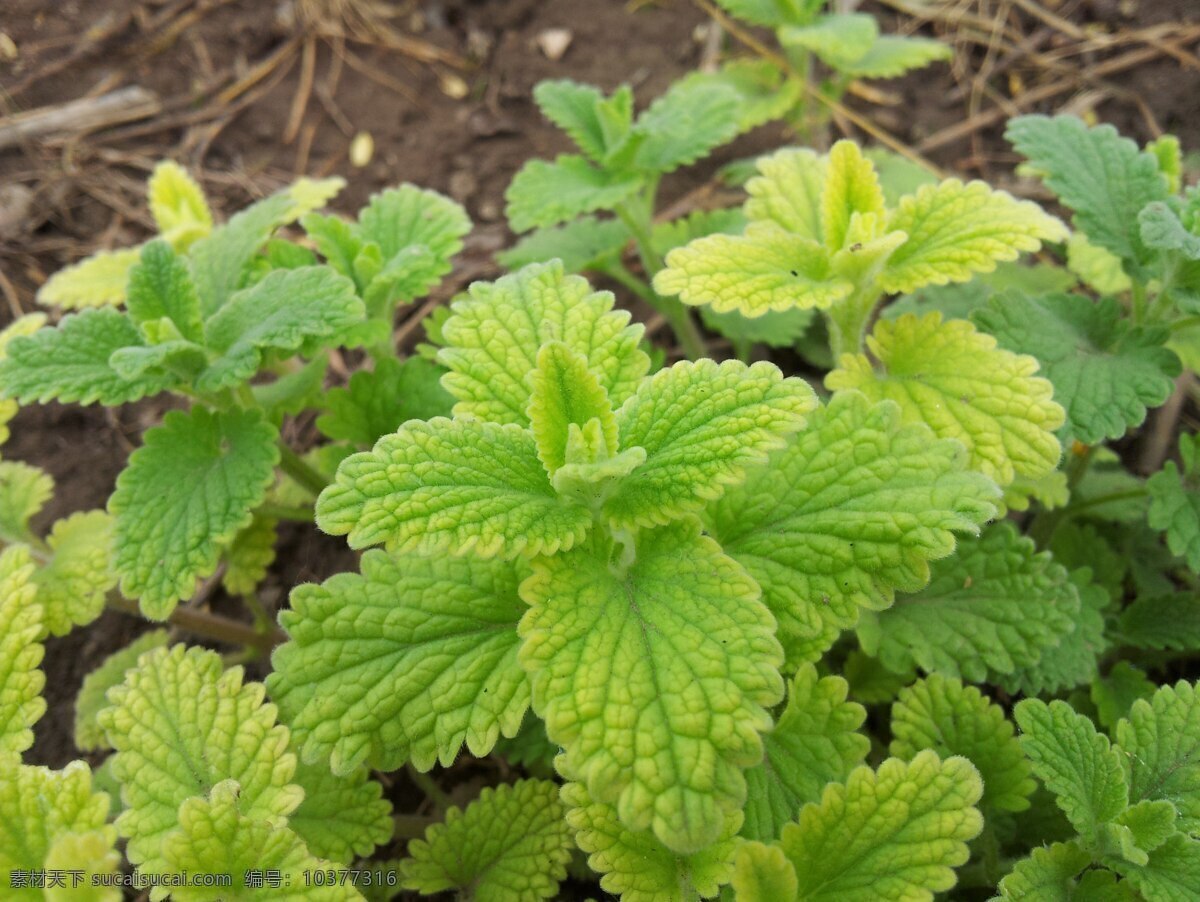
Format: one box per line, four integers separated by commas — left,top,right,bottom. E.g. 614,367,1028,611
2,0,1199,877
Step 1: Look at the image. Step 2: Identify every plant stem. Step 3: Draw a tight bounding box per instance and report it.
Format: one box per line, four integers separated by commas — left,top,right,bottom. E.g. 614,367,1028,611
277,441,328,496
406,764,453,813
256,503,315,522
393,814,437,839
1028,444,1098,546
1131,281,1147,325
614,199,707,360
824,284,884,360
106,593,284,652
1059,487,1148,518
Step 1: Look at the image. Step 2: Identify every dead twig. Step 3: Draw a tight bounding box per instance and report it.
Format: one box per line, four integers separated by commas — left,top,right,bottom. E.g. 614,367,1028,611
0,86,161,151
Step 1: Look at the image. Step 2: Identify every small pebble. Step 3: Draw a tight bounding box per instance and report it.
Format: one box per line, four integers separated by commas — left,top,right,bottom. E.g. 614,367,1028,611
350,131,374,168
536,28,573,61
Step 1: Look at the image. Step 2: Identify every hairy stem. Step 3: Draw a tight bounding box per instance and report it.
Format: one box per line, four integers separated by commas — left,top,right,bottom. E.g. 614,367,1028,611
1028,444,1098,546
277,441,328,496
256,502,316,522
615,198,707,360
824,284,884,361
406,764,454,813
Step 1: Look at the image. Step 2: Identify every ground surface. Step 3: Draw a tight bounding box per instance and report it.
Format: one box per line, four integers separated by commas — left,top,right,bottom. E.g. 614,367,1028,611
2,0,1199,870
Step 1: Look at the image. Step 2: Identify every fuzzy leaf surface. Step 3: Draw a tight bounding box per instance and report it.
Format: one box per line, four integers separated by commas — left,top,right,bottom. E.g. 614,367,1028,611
439,261,649,423
110,407,279,619
843,34,953,77
316,356,453,447
603,359,814,527
563,778,740,902
506,155,642,232
1115,680,1200,836
0,547,44,755
97,645,303,877
519,520,783,853
0,308,176,406
1109,834,1200,902
869,523,1079,681
993,841,1091,900
33,510,116,636
0,459,52,543
632,80,742,174
972,293,1179,444
73,629,171,752
147,160,212,247
891,675,1034,814
528,341,618,475
1148,434,1200,571
400,780,571,902
290,760,393,865
879,180,1067,294
125,240,204,341
37,248,143,309
269,550,530,774
1117,595,1200,650
1006,115,1168,268
497,216,631,273
707,391,997,665
1015,698,1128,846
742,664,869,842
316,418,589,558
827,312,1064,484
764,751,983,901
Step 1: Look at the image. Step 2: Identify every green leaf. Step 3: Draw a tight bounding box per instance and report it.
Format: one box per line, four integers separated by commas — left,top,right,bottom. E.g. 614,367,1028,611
891,675,1034,815
518,520,783,853
73,629,170,752
1140,201,1200,259
356,185,470,306
290,760,393,865
1117,594,1200,650
745,147,826,240
678,59,801,131
1015,698,1128,846
0,459,53,543
563,778,741,902
528,341,618,476
0,760,120,899
868,523,1080,682
742,664,869,842
827,312,1064,485
1067,232,1133,294
844,34,953,77
222,514,277,597
820,140,887,252
269,550,530,774
533,79,613,162
147,160,212,248
0,547,44,756
972,293,1179,444
1092,662,1157,732
1116,679,1200,835
0,307,177,406
1108,833,1200,902
188,175,344,317
603,359,815,528
712,0,817,27
653,226,850,317
33,510,117,636
159,781,358,901
125,240,204,341
1148,434,1200,571
439,261,649,424
706,391,997,665
198,267,363,391
97,645,304,877
506,155,642,232
878,180,1068,295
731,841,799,901
0,315,46,445
999,572,1108,696
632,80,742,174
1006,115,1169,269
316,356,453,447
497,216,631,273
779,14,879,71
400,780,572,901
759,751,983,901
110,407,279,619
993,841,1091,900
316,418,590,558
37,248,142,309
700,306,815,349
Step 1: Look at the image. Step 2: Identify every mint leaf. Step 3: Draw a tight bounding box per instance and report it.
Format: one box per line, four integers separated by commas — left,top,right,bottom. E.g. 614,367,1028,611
269,549,529,774
110,407,279,619
125,240,204,342
1006,115,1168,270
316,356,453,447
972,293,1179,444
37,247,142,309
519,520,783,853
506,155,642,232
198,267,363,391
32,510,117,636
1148,433,1200,571
0,547,44,756
316,418,590,558
707,391,997,665
497,216,631,273
289,760,393,865
1116,680,1200,835
632,80,741,174
73,629,171,752
603,359,815,528
533,79,615,162
0,308,176,405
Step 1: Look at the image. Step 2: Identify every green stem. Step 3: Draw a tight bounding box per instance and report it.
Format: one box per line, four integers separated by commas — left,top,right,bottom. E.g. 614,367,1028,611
106,594,283,652
1028,445,1098,546
256,503,315,523
1131,281,1148,326
277,442,328,497
393,814,437,839
406,764,454,814
614,198,707,360
1060,487,1148,518
824,284,884,361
